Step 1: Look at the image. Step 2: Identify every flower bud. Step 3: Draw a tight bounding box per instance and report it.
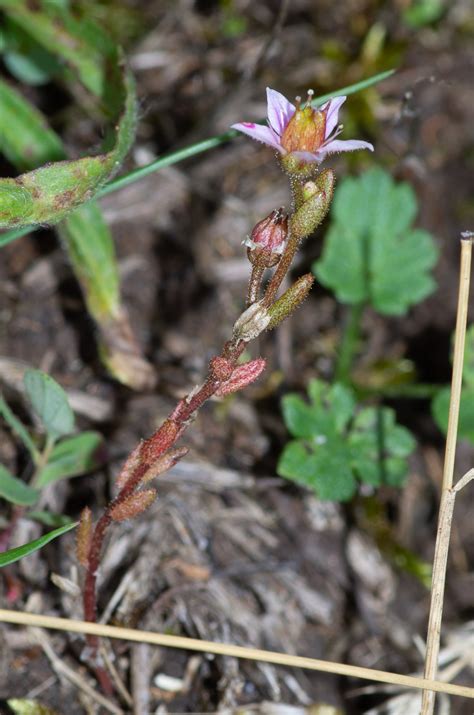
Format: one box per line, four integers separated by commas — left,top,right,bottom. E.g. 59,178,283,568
215,358,266,396
232,300,271,341
267,274,314,330
209,357,234,382
291,169,335,240
245,208,288,267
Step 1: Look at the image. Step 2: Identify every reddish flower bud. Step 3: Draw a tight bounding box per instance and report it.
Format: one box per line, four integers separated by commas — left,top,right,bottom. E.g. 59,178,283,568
245,208,288,259
209,357,234,382
215,358,266,396
76,507,92,567
109,489,157,522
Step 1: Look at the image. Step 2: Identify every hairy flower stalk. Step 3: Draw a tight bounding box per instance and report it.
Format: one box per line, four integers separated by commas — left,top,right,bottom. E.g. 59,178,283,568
79,86,372,697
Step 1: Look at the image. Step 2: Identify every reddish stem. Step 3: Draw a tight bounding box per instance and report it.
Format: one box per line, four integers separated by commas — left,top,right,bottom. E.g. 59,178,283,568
82,337,247,687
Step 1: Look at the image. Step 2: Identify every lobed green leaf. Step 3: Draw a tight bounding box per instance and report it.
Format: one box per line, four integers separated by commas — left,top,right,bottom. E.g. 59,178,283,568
314,168,439,315
278,379,416,500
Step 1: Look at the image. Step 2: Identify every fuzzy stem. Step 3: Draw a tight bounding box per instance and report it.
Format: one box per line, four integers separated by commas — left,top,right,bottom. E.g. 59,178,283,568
421,236,472,715
82,336,247,687
263,182,304,305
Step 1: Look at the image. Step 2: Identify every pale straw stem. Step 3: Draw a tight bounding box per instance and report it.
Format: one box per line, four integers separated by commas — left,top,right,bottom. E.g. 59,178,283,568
421,236,473,714
0,609,473,699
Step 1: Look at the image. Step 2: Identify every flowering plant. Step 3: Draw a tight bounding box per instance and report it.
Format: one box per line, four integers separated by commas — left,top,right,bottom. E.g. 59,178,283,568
72,86,375,695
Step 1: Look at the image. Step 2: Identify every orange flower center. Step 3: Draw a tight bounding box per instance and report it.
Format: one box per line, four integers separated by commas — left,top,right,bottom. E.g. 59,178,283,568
281,105,326,154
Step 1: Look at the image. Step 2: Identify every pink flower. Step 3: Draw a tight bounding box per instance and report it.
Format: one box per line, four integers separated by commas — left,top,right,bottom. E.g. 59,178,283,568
231,88,374,165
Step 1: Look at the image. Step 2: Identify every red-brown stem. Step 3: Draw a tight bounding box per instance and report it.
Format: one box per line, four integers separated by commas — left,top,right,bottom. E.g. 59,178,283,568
263,179,307,306
262,226,300,307
82,337,247,687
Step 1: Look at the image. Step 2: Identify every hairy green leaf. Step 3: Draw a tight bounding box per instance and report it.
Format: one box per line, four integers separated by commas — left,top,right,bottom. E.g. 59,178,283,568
23,369,74,439
278,379,416,500
0,521,77,568
0,463,39,506
35,431,103,487
0,0,136,228
314,168,438,315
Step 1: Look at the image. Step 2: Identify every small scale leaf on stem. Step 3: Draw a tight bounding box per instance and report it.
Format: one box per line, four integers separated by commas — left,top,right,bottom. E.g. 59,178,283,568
109,489,157,522
76,507,93,567
215,359,266,397
141,447,189,484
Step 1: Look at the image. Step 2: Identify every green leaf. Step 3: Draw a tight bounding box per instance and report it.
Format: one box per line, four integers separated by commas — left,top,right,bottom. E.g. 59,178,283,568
281,395,325,439
0,393,38,459
431,326,474,443
3,51,52,85
403,0,445,27
35,431,103,487
0,521,77,568
0,80,64,170
27,510,73,528
0,0,115,96
0,463,39,506
0,78,119,316
314,168,438,315
279,380,416,500
0,1,136,228
462,325,474,388
0,74,150,387
0,16,62,85
311,448,357,501
278,440,317,482
432,386,474,443
0,69,395,247
56,203,119,318
23,369,74,439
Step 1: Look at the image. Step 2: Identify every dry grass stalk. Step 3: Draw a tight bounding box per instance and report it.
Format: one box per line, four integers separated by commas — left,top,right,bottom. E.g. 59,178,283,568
421,235,473,714
0,608,473,700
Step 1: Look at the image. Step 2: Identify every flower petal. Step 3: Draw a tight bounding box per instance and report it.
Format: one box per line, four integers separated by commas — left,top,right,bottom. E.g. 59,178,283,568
231,122,284,151
323,96,347,138
266,87,295,136
320,138,374,156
